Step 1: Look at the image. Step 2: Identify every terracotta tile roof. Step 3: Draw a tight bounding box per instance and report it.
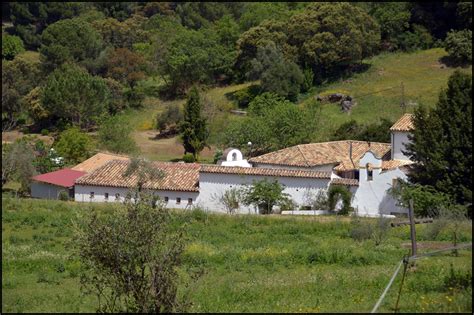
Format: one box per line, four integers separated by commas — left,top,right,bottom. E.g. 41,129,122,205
381,159,414,171
390,113,414,132
200,165,332,179
249,141,391,171
32,169,87,187
331,178,359,186
75,160,200,192
72,152,130,173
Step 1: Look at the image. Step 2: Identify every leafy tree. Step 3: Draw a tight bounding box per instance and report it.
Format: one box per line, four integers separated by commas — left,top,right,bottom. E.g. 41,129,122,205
405,71,472,212
39,18,103,72
389,179,453,218
366,2,411,51
91,15,149,49
444,29,472,65
287,2,380,78
248,43,303,101
2,34,25,60
33,140,64,174
1,52,41,131
103,78,127,114
331,119,393,143
41,63,110,129
247,92,286,116
98,115,137,154
456,2,472,30
222,116,272,157
238,2,295,31
241,179,290,214
235,20,289,78
73,190,188,312
1,140,37,193
92,2,135,21
105,47,146,87
54,127,94,165
9,2,87,49
179,87,209,159
214,188,241,214
328,185,353,215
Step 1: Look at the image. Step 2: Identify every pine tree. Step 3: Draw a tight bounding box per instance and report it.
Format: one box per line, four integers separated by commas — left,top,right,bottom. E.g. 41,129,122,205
179,87,209,159
405,71,472,208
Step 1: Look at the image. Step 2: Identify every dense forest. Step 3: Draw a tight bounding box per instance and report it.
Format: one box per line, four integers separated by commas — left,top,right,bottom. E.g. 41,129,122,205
2,2,471,133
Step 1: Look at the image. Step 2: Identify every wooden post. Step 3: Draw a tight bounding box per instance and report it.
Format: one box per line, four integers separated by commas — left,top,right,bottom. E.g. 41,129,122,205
408,199,417,258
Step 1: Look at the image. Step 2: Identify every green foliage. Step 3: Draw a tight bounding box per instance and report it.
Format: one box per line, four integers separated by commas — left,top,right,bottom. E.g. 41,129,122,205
105,47,146,87
405,71,472,210
9,2,87,49
223,93,318,156
444,29,472,65
1,141,37,193
2,52,41,131
182,153,195,163
240,179,290,214
2,34,25,60
238,2,295,31
156,104,183,134
396,24,434,52
444,264,472,290
41,63,110,129
40,18,103,72
331,119,393,143
54,127,93,165
215,188,241,214
389,180,453,218
98,115,137,154
301,68,314,93
58,191,69,201
179,87,209,159
33,140,64,174
287,3,380,78
327,185,353,215
349,216,391,246
73,190,187,312
249,43,303,101
212,149,223,164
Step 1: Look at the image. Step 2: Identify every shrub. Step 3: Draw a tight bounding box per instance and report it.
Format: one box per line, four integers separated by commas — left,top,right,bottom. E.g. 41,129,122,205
98,115,137,154
58,191,69,201
40,129,50,136
444,29,472,65
183,153,195,163
443,264,472,290
2,34,25,60
328,185,353,215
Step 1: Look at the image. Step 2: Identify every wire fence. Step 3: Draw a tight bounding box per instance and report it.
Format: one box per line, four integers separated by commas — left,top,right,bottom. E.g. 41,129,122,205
370,243,472,313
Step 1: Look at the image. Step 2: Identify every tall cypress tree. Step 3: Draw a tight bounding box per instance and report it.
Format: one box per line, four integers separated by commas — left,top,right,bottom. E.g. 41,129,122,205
405,70,472,208
179,86,209,159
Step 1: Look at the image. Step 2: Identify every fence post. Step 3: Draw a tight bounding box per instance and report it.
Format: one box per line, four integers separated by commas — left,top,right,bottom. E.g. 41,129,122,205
408,199,417,258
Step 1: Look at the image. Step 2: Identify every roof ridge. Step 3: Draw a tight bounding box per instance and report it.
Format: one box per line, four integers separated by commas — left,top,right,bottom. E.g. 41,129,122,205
296,145,311,167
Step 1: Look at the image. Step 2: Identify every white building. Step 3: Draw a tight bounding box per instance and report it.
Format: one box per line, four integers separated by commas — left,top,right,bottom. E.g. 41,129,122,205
68,114,415,217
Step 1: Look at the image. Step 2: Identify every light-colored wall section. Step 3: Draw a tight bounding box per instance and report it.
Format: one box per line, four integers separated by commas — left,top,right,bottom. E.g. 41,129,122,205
253,163,335,172
197,172,331,214
391,131,411,161
74,185,199,209
352,168,408,216
31,182,66,199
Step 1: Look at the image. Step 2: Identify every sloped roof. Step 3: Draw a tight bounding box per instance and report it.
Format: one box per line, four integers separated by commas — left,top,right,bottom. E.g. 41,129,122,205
75,160,200,192
32,169,87,188
200,165,332,179
381,159,414,171
390,113,414,132
249,141,391,171
331,178,359,186
71,152,130,173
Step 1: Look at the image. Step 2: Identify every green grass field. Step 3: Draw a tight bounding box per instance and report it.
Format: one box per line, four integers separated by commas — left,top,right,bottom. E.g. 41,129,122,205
2,196,472,313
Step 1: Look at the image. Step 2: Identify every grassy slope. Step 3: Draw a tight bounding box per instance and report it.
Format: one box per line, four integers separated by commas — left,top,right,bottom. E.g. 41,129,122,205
2,197,472,313
299,48,472,142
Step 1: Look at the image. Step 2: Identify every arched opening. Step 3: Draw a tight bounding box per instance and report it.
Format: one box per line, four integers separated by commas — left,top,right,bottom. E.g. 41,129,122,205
366,163,373,181
232,152,237,161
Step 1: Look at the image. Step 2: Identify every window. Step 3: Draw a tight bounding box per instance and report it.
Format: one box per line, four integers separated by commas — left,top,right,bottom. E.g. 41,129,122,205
89,192,94,199
232,152,237,161
164,196,169,203
104,193,109,201
176,197,181,204
115,193,120,201
188,198,193,205
366,163,373,181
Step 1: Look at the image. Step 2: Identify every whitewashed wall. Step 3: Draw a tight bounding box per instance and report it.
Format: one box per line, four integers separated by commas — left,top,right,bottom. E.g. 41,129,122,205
252,163,335,172
31,182,66,199
352,168,408,217
391,131,411,161
74,185,199,210
197,172,331,214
